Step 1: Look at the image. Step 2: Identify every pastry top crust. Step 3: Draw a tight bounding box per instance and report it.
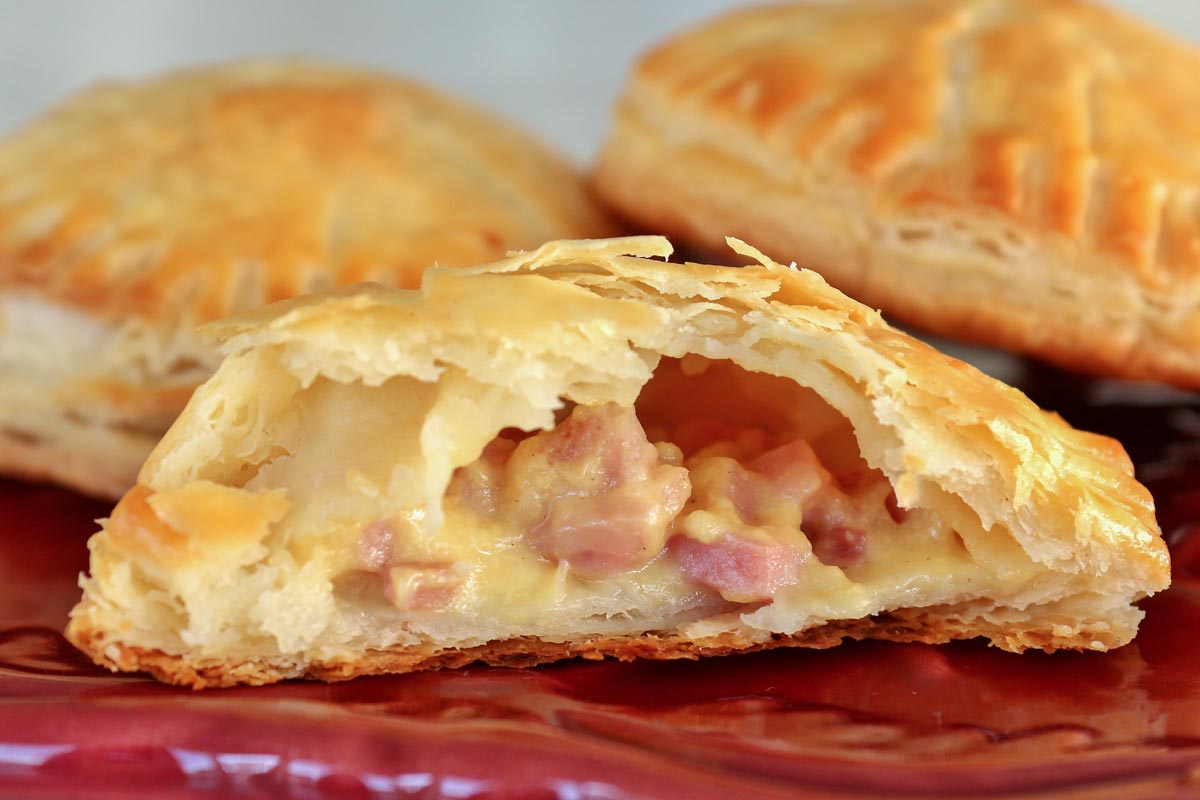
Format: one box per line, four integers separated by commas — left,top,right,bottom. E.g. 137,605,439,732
621,0,1200,290
146,236,1166,598
0,58,615,328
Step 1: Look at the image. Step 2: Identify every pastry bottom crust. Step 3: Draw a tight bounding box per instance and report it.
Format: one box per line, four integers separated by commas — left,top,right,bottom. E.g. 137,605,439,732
67,604,1127,690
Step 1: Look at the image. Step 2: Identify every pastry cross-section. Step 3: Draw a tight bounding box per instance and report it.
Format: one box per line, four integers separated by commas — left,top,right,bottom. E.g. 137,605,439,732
67,236,1169,687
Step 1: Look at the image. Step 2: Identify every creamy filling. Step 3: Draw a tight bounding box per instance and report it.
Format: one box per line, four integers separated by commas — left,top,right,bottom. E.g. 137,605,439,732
95,359,1064,661
453,404,689,579
335,400,955,623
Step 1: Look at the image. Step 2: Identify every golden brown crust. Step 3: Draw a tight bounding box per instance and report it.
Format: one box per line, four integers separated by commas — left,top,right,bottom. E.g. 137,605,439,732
595,0,1200,387
0,58,616,321
68,602,1126,689
0,58,616,497
66,237,1168,688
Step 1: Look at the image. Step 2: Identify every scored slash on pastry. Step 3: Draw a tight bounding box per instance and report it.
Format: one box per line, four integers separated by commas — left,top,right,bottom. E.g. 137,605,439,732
595,0,1200,388
66,237,1168,688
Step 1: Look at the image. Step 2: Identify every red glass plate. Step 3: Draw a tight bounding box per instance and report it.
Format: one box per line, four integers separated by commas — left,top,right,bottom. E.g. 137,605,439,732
3,388,1200,799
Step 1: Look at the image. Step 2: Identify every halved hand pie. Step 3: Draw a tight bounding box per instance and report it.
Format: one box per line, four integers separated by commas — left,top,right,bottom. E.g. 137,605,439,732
0,58,614,498
67,237,1169,687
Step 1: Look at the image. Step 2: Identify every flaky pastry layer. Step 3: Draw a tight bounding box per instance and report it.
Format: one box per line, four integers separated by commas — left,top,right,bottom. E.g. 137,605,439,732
595,0,1200,387
67,237,1168,687
71,600,1131,689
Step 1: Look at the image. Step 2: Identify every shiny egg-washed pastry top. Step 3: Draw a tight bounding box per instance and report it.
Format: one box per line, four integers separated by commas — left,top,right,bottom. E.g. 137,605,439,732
595,0,1200,387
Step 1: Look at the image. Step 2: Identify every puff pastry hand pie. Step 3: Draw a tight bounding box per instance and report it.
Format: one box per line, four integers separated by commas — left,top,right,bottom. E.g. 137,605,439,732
0,58,614,498
595,0,1200,388
67,237,1169,688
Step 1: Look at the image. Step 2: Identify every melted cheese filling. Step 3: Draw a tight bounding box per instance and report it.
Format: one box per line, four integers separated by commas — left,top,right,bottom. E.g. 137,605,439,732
101,356,1058,661
322,357,1028,642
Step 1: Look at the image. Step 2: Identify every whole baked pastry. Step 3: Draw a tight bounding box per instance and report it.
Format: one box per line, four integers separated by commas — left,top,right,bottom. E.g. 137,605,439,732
67,237,1168,688
0,59,615,498
595,0,1200,388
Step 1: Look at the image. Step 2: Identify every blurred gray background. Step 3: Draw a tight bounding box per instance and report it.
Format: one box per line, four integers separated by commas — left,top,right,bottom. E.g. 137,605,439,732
0,0,1193,164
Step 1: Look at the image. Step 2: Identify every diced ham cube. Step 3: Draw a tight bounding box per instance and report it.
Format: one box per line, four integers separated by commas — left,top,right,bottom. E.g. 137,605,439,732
749,439,832,507
529,479,690,578
448,438,516,517
669,533,804,603
806,521,867,568
525,402,658,489
350,520,464,610
675,433,871,590
684,438,832,530
357,518,395,570
503,403,690,577
387,563,463,611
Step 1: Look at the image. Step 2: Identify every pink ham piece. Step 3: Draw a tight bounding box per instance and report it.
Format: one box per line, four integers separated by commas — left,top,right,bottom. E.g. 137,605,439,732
670,533,804,603
683,439,835,529
670,434,870,598
387,563,463,611
748,439,832,508
357,518,395,570
528,484,689,578
500,403,690,578
350,518,465,611
448,438,516,517
445,407,879,599
805,521,867,568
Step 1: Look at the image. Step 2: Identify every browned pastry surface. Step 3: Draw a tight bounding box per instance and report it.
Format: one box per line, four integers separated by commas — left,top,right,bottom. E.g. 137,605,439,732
0,59,615,496
67,237,1167,687
595,0,1200,387
1,58,614,319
